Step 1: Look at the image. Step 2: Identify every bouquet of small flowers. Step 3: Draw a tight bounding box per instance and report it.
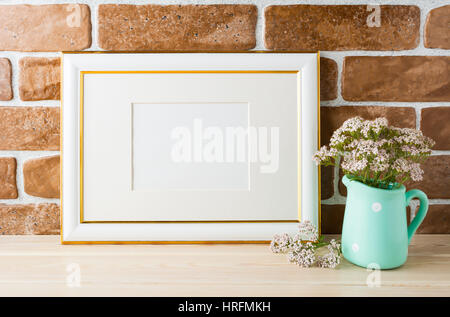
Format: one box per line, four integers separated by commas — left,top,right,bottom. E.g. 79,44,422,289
313,117,435,189
271,221,342,269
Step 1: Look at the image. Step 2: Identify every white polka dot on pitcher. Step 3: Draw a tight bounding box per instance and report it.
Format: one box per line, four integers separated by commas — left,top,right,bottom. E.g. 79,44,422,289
372,202,382,213
352,243,360,252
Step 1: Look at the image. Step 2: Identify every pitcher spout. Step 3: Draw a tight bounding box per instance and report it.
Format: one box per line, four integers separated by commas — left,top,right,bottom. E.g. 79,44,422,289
342,175,351,187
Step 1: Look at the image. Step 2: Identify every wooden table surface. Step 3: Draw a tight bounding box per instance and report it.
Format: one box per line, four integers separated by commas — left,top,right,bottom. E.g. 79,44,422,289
0,235,448,297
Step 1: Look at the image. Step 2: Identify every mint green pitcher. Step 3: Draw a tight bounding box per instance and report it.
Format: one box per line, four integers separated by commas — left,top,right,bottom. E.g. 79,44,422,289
341,175,428,269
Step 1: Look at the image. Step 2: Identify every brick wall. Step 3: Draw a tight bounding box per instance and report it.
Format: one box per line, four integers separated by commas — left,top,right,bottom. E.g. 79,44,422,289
0,0,448,235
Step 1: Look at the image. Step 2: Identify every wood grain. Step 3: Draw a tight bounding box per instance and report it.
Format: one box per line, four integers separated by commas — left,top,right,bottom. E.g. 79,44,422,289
0,235,448,297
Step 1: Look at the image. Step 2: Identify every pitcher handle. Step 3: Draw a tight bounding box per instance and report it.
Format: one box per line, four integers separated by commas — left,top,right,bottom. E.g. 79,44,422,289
405,189,429,245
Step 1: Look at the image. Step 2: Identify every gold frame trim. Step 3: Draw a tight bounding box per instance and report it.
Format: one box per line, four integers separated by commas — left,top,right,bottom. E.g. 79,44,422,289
62,50,318,54
79,70,300,224
60,51,321,244
317,52,322,237
62,240,271,245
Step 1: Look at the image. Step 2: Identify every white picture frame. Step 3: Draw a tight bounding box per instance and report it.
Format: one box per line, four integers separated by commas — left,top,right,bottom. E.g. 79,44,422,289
61,52,320,244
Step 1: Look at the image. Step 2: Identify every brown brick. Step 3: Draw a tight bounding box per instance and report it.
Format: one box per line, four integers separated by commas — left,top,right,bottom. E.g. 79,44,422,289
264,5,419,51
321,204,345,234
421,107,450,150
416,205,450,234
0,158,17,199
320,166,334,200
19,57,60,101
407,206,411,225
342,56,450,102
320,58,337,101
320,106,416,147
0,58,12,101
406,156,450,199
24,156,60,199
338,169,347,197
425,5,450,49
0,107,60,151
0,4,91,51
0,203,59,235
98,4,257,51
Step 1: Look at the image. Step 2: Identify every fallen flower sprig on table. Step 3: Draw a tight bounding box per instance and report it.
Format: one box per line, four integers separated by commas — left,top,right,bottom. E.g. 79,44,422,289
270,221,342,269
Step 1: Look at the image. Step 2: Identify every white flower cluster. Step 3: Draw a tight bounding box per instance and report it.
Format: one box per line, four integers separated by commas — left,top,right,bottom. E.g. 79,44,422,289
270,221,342,269
312,145,338,166
296,219,319,242
317,239,341,269
270,233,292,253
393,159,423,182
313,117,435,188
288,242,316,268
